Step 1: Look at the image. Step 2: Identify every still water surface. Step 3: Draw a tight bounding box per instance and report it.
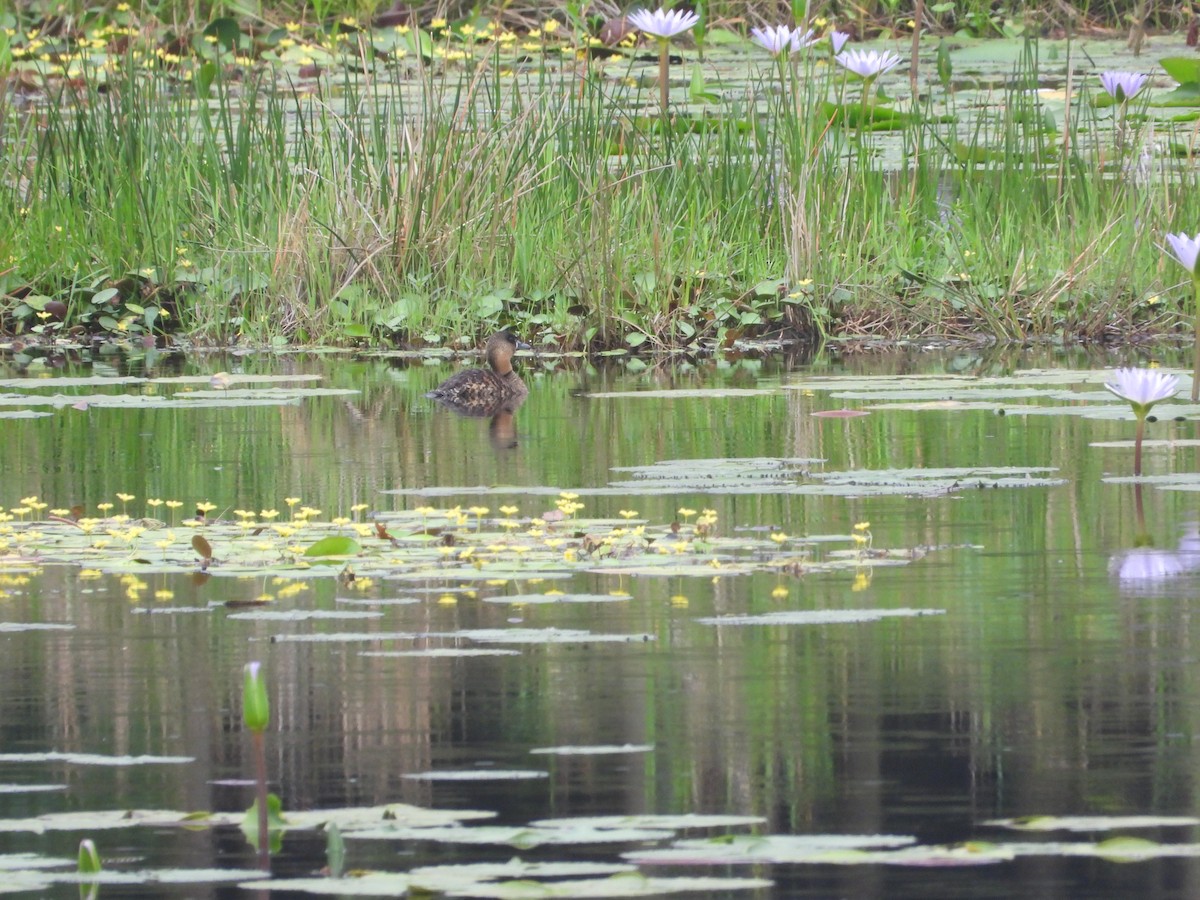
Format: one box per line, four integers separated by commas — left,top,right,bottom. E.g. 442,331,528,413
2,345,1200,898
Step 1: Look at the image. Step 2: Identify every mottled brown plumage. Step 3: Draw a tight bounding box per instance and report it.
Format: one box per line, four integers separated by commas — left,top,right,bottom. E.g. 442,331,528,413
427,331,531,415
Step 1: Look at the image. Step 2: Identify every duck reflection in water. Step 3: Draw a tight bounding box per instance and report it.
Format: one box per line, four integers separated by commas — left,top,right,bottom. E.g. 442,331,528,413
427,331,531,449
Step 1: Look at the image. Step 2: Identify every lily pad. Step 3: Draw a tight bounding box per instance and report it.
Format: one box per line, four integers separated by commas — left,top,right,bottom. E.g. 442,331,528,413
697,608,946,626
361,649,522,658
532,814,765,829
624,833,917,864
986,815,1200,832
402,770,549,781
347,824,673,846
528,745,655,756
225,609,383,621
0,752,192,767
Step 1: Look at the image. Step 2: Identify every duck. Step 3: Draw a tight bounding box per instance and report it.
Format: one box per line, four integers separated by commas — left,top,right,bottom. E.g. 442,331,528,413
427,331,531,416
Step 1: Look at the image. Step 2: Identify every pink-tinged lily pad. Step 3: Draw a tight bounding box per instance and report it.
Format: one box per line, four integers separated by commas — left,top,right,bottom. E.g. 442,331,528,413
811,409,871,418
361,649,521,658
403,770,548,782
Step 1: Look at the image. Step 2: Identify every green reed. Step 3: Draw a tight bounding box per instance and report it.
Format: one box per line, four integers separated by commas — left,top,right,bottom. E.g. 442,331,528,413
1,26,1200,347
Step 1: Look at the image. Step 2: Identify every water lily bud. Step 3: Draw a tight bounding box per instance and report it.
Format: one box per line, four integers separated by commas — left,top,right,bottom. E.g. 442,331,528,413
243,662,270,734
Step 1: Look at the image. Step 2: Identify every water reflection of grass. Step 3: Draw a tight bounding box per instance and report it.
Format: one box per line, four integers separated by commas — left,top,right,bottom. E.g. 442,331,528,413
0,10,1194,348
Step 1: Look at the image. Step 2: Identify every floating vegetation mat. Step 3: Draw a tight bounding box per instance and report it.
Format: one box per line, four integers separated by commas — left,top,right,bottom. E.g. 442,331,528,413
0,494,969,602
3,806,1197,893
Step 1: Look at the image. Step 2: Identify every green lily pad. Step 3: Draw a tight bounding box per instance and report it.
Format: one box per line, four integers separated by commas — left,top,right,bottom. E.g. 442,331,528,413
304,535,363,557
986,815,1200,831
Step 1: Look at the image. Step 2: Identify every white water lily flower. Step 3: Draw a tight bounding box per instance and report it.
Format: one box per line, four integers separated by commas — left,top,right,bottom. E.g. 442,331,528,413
627,7,700,39
830,30,851,53
1104,367,1179,414
1166,231,1200,276
835,48,903,80
750,24,815,56
1100,70,1149,102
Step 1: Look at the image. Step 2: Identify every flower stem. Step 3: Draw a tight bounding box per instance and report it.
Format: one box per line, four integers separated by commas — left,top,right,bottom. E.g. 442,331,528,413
1133,413,1145,477
658,38,669,121
1192,275,1200,401
253,730,269,871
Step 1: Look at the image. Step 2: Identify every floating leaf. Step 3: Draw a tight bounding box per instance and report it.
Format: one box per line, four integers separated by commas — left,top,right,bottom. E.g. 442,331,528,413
304,536,363,558
402,771,549,782
986,815,1200,832
697,608,946,626
0,753,192,767
347,824,672,847
191,534,213,561
624,833,917,865
532,814,764,829
528,745,655,756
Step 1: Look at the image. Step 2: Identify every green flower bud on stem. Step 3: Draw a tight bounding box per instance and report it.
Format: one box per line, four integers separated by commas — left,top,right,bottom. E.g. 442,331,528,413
243,661,269,734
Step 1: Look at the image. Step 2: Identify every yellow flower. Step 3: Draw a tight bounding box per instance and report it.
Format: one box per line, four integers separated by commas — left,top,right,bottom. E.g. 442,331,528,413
542,19,559,33
771,584,790,599
431,17,447,28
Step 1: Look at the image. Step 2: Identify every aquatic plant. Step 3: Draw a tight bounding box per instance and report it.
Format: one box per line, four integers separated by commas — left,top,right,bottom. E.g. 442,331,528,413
243,661,273,869
1099,71,1148,103
627,7,700,118
1103,367,1179,476
1099,71,1148,154
835,48,902,81
835,48,903,132
829,30,851,54
749,24,815,56
1164,232,1200,400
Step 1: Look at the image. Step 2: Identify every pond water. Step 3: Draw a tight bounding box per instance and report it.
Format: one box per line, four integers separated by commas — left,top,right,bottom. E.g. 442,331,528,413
3,344,1200,898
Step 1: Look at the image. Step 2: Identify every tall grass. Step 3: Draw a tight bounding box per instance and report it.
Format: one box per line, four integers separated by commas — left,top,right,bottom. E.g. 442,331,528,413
0,23,1197,347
